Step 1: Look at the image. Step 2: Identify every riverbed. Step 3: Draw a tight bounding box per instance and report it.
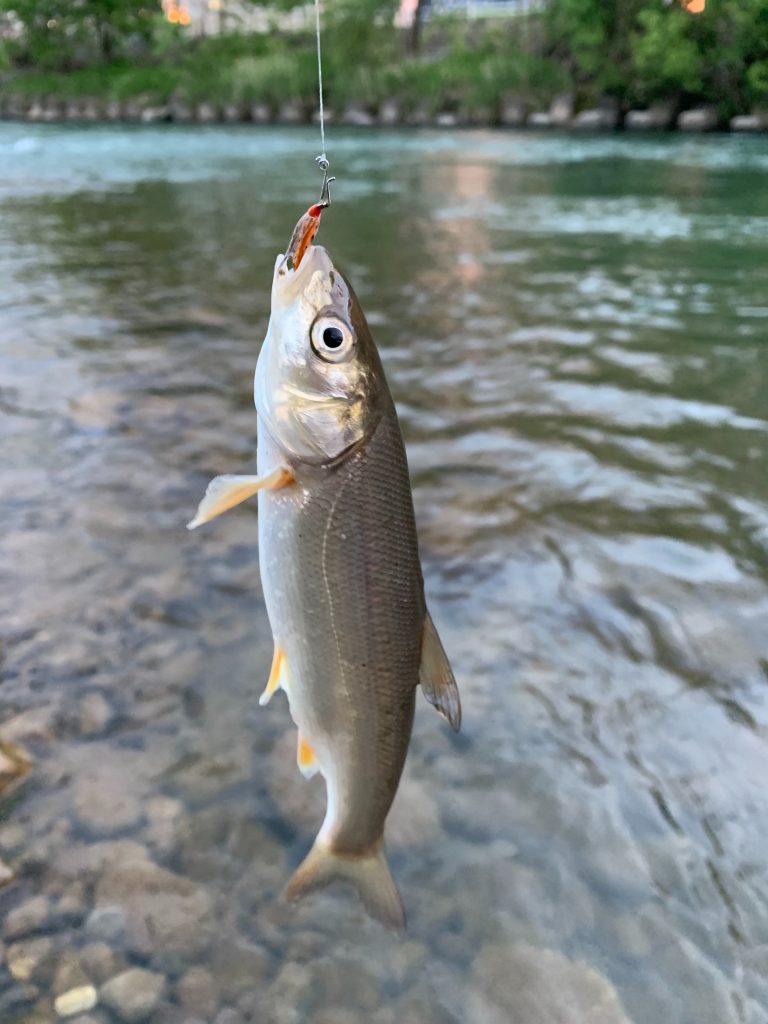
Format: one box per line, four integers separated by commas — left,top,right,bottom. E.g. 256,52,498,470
1,124,767,1024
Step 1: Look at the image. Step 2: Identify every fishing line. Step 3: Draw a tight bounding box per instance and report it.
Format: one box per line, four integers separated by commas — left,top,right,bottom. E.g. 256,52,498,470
314,0,329,174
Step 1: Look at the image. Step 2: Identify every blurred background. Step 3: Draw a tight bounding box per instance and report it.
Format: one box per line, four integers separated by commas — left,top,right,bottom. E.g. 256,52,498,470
1,4,768,1024
0,0,766,129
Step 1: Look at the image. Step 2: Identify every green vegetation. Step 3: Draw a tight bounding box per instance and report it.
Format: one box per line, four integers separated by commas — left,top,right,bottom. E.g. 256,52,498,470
0,0,766,120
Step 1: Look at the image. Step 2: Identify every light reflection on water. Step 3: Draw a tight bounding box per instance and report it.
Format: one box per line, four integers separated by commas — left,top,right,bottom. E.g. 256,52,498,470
0,124,767,1024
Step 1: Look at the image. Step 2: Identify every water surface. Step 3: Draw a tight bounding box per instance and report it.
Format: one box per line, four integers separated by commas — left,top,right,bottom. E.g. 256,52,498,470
1,124,767,1024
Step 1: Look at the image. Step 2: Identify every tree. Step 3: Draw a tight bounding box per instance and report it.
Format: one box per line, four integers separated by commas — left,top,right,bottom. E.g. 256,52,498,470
0,0,156,67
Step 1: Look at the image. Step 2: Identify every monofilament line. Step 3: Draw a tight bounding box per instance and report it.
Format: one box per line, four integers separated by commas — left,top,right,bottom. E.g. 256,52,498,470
314,0,328,170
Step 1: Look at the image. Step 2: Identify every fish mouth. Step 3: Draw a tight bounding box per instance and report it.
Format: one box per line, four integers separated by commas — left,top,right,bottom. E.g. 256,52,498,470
272,244,336,308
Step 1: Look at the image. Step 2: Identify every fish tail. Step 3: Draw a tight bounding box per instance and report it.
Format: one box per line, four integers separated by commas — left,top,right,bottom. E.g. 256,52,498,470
285,836,405,930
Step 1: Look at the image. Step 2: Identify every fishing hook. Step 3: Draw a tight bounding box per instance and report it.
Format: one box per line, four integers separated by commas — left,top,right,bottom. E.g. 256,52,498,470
315,154,335,209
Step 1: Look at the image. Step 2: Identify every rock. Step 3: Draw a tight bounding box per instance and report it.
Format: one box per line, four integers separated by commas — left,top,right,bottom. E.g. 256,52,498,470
0,857,14,887
0,822,27,853
4,895,51,940
170,100,194,122
1,706,57,746
312,957,380,1012
85,905,126,943
79,693,114,736
278,100,305,123
467,943,632,1024
195,102,220,123
266,962,313,1018
250,102,271,123
101,968,166,1022
625,100,676,130
57,839,150,884
0,984,39,1018
105,100,124,121
678,106,718,131
435,112,459,127
573,103,619,130
6,937,54,983
341,103,374,127
141,105,170,123
95,857,213,959
214,1011,245,1024
122,100,144,121
80,943,122,985
500,94,526,126
55,887,87,925
212,940,269,999
55,986,99,1018
550,92,574,126
379,99,400,125
0,738,34,792
145,796,183,855
54,951,91,995
528,111,552,128
406,103,430,126
731,114,767,132
81,99,102,121
177,966,218,1018
222,103,246,122
74,764,143,836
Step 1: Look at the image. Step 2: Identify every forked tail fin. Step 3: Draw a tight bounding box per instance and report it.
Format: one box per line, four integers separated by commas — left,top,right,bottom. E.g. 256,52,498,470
285,837,405,930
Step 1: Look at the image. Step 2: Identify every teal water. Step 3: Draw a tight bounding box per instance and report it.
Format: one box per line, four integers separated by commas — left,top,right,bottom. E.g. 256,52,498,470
1,124,767,1024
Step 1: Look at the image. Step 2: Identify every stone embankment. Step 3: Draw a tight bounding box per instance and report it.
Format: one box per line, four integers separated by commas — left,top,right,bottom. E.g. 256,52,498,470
1,91,766,132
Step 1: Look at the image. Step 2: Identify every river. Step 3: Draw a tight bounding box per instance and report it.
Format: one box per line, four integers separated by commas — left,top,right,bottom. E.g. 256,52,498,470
1,123,767,1024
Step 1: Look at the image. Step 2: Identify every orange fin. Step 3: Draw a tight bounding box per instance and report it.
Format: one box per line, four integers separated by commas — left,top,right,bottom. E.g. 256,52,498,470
186,466,293,530
297,734,319,780
259,645,286,707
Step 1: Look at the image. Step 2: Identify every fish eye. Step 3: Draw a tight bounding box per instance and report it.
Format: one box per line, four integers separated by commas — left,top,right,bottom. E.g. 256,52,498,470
310,315,355,364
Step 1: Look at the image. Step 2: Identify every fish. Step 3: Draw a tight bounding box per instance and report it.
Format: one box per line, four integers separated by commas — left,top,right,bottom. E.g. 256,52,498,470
188,205,460,928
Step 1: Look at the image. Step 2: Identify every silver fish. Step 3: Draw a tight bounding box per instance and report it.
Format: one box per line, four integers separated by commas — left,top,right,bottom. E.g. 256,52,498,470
188,211,460,928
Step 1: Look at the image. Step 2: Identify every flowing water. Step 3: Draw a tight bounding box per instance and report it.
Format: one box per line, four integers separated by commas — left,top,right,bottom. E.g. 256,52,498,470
1,123,767,1024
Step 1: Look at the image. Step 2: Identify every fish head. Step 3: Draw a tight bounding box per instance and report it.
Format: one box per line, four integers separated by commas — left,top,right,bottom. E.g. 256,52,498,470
256,244,386,465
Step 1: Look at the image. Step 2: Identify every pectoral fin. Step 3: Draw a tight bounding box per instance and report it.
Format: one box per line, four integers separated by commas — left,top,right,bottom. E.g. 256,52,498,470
419,610,461,733
297,734,319,780
186,466,293,530
259,645,287,706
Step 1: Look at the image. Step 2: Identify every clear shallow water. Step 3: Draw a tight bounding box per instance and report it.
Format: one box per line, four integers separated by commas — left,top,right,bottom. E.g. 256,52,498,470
0,123,767,1024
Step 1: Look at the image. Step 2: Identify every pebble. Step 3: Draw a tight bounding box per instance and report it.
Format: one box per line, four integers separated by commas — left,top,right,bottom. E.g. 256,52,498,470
74,766,144,836
177,965,218,1018
80,942,121,985
0,856,14,887
53,951,91,995
4,895,51,939
214,1011,245,1024
467,942,632,1024
55,889,87,926
6,937,54,983
0,821,26,852
101,967,166,1022
79,692,114,736
85,905,126,942
95,856,213,959
211,939,269,999
54,985,99,1018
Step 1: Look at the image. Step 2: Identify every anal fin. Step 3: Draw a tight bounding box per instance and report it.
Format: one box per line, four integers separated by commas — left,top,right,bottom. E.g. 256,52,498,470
297,734,319,780
187,466,293,530
419,610,461,732
260,645,286,707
